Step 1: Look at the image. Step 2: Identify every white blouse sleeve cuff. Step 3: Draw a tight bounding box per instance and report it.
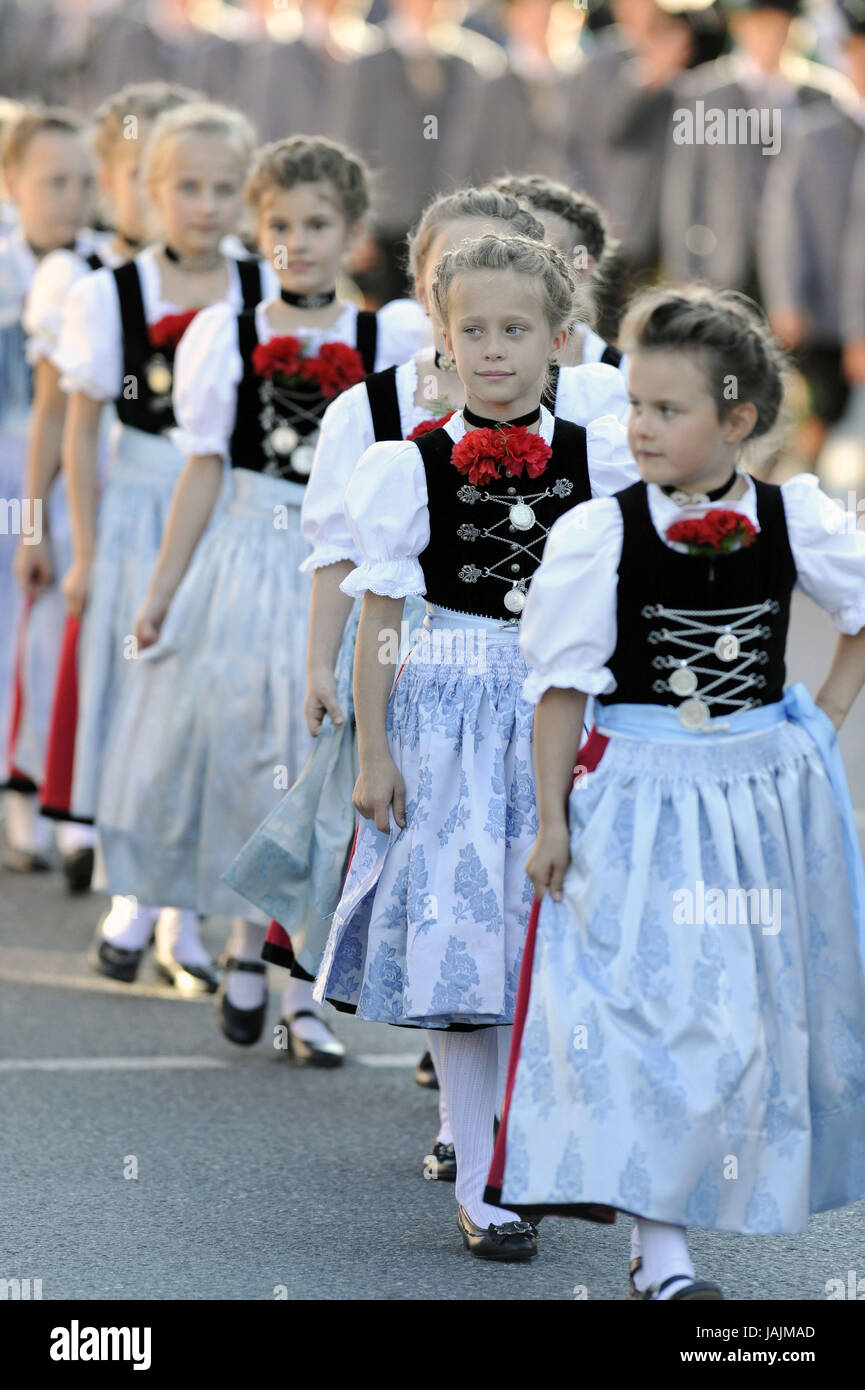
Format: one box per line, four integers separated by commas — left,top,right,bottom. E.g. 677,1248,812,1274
299,545,361,575
339,557,427,599
586,414,638,497
782,473,865,634
522,664,617,706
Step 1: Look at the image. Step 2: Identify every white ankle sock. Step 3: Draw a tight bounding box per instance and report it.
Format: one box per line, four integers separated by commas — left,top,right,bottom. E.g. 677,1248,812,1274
495,1023,513,1116
633,1218,694,1298
100,896,159,950
55,820,96,856
154,908,211,968
425,1030,453,1146
281,975,339,1047
437,1028,520,1228
224,918,268,1009
4,790,53,856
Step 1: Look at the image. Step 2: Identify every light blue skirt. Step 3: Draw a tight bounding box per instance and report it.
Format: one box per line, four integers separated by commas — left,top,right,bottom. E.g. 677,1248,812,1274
314,606,538,1028
222,593,428,979
98,468,313,919
498,692,865,1233
72,425,187,819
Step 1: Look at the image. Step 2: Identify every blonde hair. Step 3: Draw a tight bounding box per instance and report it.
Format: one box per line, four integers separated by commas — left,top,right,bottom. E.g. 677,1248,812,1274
431,232,579,333
1,105,86,175
619,284,787,440
406,186,545,281
93,82,200,164
246,135,370,224
143,101,256,185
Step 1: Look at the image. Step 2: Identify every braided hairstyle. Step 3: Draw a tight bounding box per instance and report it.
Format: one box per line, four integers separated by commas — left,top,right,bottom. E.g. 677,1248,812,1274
246,135,370,224
406,186,545,282
620,285,787,441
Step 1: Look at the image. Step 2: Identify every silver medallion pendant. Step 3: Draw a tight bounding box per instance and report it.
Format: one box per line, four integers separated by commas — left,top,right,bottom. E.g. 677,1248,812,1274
146,359,172,396
269,424,299,457
677,697,709,730
669,488,709,506
504,586,526,614
668,665,698,697
290,443,315,476
714,632,739,662
508,503,535,531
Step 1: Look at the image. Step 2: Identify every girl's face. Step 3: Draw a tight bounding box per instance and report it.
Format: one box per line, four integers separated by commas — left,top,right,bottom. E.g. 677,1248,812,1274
627,349,756,490
8,130,95,249
100,127,150,245
257,182,361,294
148,133,246,255
415,218,525,348
442,266,568,417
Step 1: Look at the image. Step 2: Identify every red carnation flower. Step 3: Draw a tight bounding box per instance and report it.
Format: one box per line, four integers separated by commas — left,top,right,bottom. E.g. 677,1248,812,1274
252,334,302,380
148,310,199,351
451,423,551,486
503,427,552,479
316,341,365,394
407,411,455,441
666,510,757,555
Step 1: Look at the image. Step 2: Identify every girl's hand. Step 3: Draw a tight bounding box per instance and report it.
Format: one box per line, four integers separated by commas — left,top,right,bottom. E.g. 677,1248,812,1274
134,594,170,651
304,667,345,737
61,557,92,618
353,755,406,833
14,536,54,597
526,823,571,902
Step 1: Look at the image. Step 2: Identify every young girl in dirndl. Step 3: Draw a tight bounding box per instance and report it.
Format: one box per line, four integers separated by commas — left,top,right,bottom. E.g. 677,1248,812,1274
95,136,428,1066
489,286,865,1299
312,233,637,1259
56,101,273,990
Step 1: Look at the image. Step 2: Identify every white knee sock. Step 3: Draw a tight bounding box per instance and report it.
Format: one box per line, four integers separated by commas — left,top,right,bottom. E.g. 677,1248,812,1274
154,908,211,968
437,1028,520,1228
224,917,268,1009
281,974,339,1046
495,1024,513,1117
633,1218,695,1298
425,1030,453,1146
4,790,53,856
99,895,159,950
55,820,96,856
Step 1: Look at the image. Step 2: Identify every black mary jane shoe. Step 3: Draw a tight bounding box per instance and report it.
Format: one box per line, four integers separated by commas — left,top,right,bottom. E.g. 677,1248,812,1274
62,846,94,894
414,1050,439,1089
282,1010,346,1068
89,934,149,984
216,958,268,1045
423,1141,456,1182
457,1205,538,1262
3,845,52,873
155,955,220,996
638,1273,724,1301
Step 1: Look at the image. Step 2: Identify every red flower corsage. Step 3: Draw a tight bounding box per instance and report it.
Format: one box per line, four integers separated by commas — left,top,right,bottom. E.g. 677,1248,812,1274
252,335,365,399
407,411,455,441
666,510,758,555
451,424,552,486
148,310,199,351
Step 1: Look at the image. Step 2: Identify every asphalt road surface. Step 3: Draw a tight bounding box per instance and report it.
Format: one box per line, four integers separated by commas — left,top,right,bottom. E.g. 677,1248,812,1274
2,592,864,1301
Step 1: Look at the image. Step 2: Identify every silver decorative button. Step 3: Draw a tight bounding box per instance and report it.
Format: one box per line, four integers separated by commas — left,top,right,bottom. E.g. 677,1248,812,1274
510,563,520,573
269,424,299,456
146,361,172,395
678,697,709,730
507,487,516,495
290,444,315,476
504,587,526,614
669,665,698,697
714,632,739,662
509,503,535,531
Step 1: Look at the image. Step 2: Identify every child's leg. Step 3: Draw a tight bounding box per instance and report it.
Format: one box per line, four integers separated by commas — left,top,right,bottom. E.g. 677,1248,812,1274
154,907,213,969
438,1027,521,1228
4,789,53,860
495,1023,513,1117
223,917,269,1009
425,1029,452,1146
99,894,159,949
632,1218,695,1300
280,974,344,1054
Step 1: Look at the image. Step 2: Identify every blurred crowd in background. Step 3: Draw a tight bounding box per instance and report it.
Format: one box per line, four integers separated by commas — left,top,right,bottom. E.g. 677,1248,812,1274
1,0,865,477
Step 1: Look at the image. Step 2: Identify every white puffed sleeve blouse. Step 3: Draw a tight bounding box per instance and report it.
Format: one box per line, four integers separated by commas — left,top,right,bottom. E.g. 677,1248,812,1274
170,297,431,459
339,404,636,601
520,472,865,705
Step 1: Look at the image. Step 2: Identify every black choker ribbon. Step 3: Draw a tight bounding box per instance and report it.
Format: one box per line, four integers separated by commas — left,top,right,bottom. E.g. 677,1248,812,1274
280,287,337,309
662,470,738,503
463,404,541,430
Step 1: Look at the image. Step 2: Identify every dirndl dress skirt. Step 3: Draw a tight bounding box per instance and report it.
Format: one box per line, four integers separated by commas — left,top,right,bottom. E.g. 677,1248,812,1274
71,424,187,819
491,688,865,1234
97,467,314,919
313,605,540,1030
222,593,428,979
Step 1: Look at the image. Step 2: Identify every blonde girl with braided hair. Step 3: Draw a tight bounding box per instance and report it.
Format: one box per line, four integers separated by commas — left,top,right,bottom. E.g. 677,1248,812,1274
491,284,865,1299
312,232,636,1259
